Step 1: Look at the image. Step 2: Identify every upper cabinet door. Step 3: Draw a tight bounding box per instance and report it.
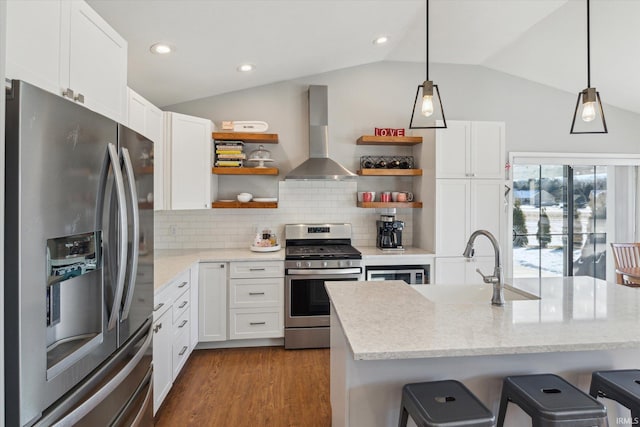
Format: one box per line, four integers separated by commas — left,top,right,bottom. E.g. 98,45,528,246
67,1,127,123
127,88,147,136
435,121,470,179
6,0,65,94
167,112,213,210
470,122,505,179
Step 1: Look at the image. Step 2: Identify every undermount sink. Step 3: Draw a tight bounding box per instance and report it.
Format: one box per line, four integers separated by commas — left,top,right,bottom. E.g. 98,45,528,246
412,284,540,304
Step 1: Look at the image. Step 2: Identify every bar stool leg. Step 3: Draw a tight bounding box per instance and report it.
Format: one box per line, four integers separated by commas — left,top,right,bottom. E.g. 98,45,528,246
497,392,509,427
398,403,409,427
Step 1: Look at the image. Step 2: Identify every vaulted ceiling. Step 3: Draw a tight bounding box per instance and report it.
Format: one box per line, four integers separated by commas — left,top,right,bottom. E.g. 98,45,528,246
88,0,640,114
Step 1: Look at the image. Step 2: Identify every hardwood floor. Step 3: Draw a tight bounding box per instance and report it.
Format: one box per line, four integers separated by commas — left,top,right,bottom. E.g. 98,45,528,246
155,346,331,427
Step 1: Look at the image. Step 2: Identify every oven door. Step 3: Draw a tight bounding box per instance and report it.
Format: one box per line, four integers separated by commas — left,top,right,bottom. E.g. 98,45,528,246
285,268,362,328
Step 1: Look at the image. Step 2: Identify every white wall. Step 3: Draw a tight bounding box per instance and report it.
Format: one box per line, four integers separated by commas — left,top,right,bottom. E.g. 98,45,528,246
158,61,640,250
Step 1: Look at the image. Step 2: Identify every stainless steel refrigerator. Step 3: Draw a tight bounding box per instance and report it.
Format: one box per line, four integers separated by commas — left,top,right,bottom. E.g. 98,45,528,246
4,80,154,426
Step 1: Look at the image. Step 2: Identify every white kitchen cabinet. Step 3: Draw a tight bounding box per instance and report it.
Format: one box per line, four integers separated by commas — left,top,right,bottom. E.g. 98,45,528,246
436,121,505,179
164,112,214,210
152,268,192,412
436,179,505,257
152,304,172,415
434,256,496,285
228,261,284,340
189,267,199,349
198,263,227,342
6,0,127,123
127,88,165,210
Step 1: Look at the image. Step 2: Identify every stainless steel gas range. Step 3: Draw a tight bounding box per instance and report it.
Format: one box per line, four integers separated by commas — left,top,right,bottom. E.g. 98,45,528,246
284,224,363,349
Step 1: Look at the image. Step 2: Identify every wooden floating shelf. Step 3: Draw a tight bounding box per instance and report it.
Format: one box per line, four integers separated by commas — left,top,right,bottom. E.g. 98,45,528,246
135,166,154,175
357,169,422,176
357,201,423,209
212,201,278,209
213,167,279,175
356,135,423,145
138,201,154,209
213,132,279,143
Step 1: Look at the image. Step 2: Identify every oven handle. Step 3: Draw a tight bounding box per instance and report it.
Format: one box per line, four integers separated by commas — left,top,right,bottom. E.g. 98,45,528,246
287,268,362,275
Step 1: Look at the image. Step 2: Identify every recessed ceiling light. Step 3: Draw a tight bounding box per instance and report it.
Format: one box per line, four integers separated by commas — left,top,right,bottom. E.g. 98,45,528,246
237,64,255,72
150,43,172,54
373,36,389,45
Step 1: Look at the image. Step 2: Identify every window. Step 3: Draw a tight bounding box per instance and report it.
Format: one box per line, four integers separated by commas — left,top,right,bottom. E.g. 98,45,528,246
512,164,607,280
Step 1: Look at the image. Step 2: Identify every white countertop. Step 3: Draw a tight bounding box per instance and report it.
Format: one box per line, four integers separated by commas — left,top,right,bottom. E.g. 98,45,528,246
154,248,285,291
325,277,640,361
153,246,433,291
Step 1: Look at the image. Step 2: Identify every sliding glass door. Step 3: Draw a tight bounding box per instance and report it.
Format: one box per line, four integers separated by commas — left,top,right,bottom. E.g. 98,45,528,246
512,165,607,280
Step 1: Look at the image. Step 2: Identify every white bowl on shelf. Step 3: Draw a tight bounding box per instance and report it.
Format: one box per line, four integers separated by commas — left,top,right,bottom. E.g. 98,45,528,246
237,193,253,202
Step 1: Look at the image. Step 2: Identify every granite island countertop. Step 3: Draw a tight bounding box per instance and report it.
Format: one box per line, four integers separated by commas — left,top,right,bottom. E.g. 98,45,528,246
325,277,640,361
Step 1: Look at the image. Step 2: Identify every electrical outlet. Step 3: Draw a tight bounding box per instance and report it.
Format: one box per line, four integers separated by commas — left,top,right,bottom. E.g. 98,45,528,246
169,225,177,236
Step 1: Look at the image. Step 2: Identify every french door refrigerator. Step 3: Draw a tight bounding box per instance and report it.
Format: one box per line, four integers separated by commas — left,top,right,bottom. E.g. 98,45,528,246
5,80,154,426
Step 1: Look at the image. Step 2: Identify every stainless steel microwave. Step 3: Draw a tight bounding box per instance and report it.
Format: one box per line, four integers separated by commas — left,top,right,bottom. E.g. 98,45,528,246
365,265,429,284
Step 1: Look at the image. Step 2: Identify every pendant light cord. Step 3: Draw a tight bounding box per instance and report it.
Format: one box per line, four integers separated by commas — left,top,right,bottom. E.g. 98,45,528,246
426,0,429,81
586,0,591,88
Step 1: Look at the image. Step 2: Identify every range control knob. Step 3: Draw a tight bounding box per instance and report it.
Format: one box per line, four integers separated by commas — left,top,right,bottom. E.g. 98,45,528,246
296,261,302,268
305,261,312,268
322,261,328,267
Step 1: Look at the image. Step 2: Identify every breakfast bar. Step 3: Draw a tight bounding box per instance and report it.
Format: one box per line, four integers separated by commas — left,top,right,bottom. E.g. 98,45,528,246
327,278,640,427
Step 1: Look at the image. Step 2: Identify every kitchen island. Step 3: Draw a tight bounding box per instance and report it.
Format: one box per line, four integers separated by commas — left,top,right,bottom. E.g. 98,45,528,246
327,278,640,426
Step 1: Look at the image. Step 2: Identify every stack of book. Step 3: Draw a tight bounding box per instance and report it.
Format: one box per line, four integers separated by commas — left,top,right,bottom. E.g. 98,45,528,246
214,141,245,167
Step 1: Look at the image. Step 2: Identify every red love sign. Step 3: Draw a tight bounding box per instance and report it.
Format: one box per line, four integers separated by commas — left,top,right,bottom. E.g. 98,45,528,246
374,128,405,137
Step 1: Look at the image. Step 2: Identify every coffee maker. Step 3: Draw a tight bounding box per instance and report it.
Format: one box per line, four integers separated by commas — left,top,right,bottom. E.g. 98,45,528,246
376,215,404,250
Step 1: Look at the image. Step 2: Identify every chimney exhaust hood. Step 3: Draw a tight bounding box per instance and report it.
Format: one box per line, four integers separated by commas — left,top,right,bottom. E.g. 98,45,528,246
285,85,357,180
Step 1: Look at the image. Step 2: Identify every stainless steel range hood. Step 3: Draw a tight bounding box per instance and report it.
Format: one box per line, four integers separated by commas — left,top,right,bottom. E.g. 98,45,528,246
285,85,357,180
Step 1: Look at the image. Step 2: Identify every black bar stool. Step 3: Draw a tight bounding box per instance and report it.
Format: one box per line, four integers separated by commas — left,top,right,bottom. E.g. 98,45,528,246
398,380,495,427
590,369,640,422
497,374,607,426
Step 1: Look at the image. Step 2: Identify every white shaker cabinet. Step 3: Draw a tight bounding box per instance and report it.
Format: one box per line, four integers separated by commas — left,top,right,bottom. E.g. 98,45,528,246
436,179,505,257
152,303,172,415
6,0,127,123
127,88,165,210
164,112,214,210
436,121,505,179
434,257,496,285
198,263,227,342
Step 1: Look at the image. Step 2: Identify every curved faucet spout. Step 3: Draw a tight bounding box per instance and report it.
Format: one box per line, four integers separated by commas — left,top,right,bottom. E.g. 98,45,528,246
462,230,504,306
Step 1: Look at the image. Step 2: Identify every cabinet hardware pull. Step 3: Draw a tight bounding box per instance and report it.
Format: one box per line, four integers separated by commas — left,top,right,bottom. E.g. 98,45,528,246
178,281,188,288
249,268,266,271
74,93,85,103
178,346,188,356
153,303,164,311
178,301,188,309
250,321,266,326
62,88,74,99
249,292,265,296
179,320,188,328
153,325,159,333
220,264,225,268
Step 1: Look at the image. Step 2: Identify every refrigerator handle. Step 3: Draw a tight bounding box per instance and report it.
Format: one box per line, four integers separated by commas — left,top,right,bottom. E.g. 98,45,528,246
107,143,129,331
120,147,140,321
49,323,153,427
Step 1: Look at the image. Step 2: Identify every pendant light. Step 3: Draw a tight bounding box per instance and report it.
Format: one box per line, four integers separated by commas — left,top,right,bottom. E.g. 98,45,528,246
570,0,607,134
409,0,447,129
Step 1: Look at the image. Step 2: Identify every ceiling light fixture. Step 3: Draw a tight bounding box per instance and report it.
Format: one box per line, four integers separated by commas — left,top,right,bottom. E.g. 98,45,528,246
570,0,607,134
149,43,172,55
237,64,255,72
409,0,446,129
373,36,389,45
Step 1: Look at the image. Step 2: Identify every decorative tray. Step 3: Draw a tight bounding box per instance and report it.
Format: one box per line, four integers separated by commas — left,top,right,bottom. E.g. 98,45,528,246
250,244,281,252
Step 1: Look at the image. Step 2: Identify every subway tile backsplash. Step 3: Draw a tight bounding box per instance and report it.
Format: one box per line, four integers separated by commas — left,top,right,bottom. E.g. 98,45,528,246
154,181,413,249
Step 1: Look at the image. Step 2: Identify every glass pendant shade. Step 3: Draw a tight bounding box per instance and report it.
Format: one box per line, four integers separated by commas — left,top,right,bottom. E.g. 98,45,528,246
570,87,607,134
410,80,447,129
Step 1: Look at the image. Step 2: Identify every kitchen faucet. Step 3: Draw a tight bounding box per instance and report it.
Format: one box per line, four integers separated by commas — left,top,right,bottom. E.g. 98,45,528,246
462,230,505,306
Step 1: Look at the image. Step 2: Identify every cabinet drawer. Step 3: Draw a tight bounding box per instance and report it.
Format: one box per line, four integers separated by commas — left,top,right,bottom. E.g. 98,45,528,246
173,307,190,336
153,288,173,322
229,308,283,340
229,261,284,279
172,328,190,381
172,287,190,322
229,278,282,308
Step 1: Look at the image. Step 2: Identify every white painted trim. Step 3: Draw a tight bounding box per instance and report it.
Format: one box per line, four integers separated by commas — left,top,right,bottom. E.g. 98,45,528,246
1,0,7,421
510,151,640,166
